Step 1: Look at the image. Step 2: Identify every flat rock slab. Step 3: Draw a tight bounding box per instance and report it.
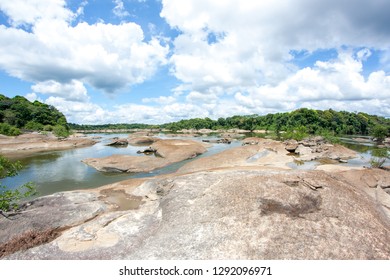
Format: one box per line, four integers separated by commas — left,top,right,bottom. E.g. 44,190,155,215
3,169,390,259
0,133,96,157
82,139,207,173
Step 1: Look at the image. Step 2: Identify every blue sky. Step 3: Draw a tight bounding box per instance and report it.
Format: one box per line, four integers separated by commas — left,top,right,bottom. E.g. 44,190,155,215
0,0,389,124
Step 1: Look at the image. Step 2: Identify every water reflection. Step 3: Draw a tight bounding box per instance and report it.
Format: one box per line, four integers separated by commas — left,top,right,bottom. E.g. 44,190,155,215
3,133,388,197
2,134,241,197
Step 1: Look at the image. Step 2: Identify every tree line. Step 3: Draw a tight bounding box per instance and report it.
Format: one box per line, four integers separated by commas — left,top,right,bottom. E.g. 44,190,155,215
0,94,69,137
162,108,389,137
70,108,389,139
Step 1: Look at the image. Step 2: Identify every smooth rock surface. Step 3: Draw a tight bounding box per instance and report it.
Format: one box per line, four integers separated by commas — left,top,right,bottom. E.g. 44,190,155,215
3,169,390,259
0,133,96,157
82,139,207,173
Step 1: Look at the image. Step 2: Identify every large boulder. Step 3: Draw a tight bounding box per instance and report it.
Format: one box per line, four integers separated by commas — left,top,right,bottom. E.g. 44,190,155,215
3,168,390,259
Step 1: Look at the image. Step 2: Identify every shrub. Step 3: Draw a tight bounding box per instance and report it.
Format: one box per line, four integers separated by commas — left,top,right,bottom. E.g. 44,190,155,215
53,125,70,138
0,155,37,212
24,121,44,131
370,148,389,169
372,125,389,143
0,123,21,136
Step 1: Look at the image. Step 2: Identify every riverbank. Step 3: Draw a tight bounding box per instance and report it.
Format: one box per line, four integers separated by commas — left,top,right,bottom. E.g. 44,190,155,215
0,132,96,158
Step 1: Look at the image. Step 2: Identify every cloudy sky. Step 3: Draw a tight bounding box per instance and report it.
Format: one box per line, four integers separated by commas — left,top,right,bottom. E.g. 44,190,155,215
0,0,389,124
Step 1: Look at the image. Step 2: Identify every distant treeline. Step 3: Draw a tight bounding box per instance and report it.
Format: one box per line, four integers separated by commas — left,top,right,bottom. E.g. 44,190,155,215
0,94,69,137
69,123,159,131
70,108,390,138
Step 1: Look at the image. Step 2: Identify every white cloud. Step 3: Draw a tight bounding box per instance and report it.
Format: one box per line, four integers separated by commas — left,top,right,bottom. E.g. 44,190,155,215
113,0,130,18
158,0,390,118
142,95,176,104
25,92,40,102
0,0,169,97
32,80,89,102
0,0,73,26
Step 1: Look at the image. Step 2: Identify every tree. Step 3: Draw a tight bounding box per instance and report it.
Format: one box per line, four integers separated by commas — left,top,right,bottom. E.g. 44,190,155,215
372,125,388,143
0,156,36,214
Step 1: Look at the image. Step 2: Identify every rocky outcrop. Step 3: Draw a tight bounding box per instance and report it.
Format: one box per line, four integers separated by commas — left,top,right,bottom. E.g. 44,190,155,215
202,138,232,144
284,136,358,162
2,168,390,260
0,133,96,157
82,139,207,173
106,138,128,146
127,136,158,146
177,138,293,174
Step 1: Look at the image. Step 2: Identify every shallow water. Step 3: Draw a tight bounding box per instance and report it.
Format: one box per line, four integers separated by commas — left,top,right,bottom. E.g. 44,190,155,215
3,134,389,197
2,134,241,197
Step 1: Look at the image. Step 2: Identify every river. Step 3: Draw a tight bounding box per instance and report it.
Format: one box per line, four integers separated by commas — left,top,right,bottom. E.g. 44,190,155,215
2,134,388,197
3,133,242,196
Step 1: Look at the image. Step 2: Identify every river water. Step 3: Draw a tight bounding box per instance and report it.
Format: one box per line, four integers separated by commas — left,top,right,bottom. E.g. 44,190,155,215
3,134,242,196
2,134,388,197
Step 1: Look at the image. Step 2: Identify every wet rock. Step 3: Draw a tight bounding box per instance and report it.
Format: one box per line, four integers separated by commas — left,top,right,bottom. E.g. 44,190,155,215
136,147,157,155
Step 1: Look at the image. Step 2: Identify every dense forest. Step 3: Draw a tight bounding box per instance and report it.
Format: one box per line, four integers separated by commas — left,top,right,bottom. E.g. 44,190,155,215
0,94,69,137
70,108,390,139
1,93,389,140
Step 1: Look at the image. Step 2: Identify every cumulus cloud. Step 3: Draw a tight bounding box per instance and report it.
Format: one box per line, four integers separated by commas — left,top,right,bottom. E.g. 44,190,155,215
32,80,89,102
159,0,390,118
2,0,390,124
0,0,169,96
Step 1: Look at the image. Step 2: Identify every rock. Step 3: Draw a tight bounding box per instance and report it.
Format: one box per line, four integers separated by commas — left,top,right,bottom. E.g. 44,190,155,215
295,144,313,155
137,147,157,154
177,139,293,174
127,136,158,146
4,169,390,259
284,139,299,153
106,138,128,146
320,144,358,161
82,139,207,173
0,191,107,257
202,138,231,144
150,139,207,161
218,133,245,139
0,133,96,157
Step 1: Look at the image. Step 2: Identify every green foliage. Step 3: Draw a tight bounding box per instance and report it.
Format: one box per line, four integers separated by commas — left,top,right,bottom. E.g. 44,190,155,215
0,123,21,136
370,148,389,169
282,126,308,141
0,155,37,212
53,125,70,138
371,125,389,143
69,108,389,139
0,94,69,134
24,121,44,131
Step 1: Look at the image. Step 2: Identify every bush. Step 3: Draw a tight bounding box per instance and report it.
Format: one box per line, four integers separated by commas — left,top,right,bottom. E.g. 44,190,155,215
0,123,21,136
283,126,308,141
0,155,37,212
370,148,389,169
372,125,389,143
43,125,53,131
53,125,70,138
24,121,44,131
